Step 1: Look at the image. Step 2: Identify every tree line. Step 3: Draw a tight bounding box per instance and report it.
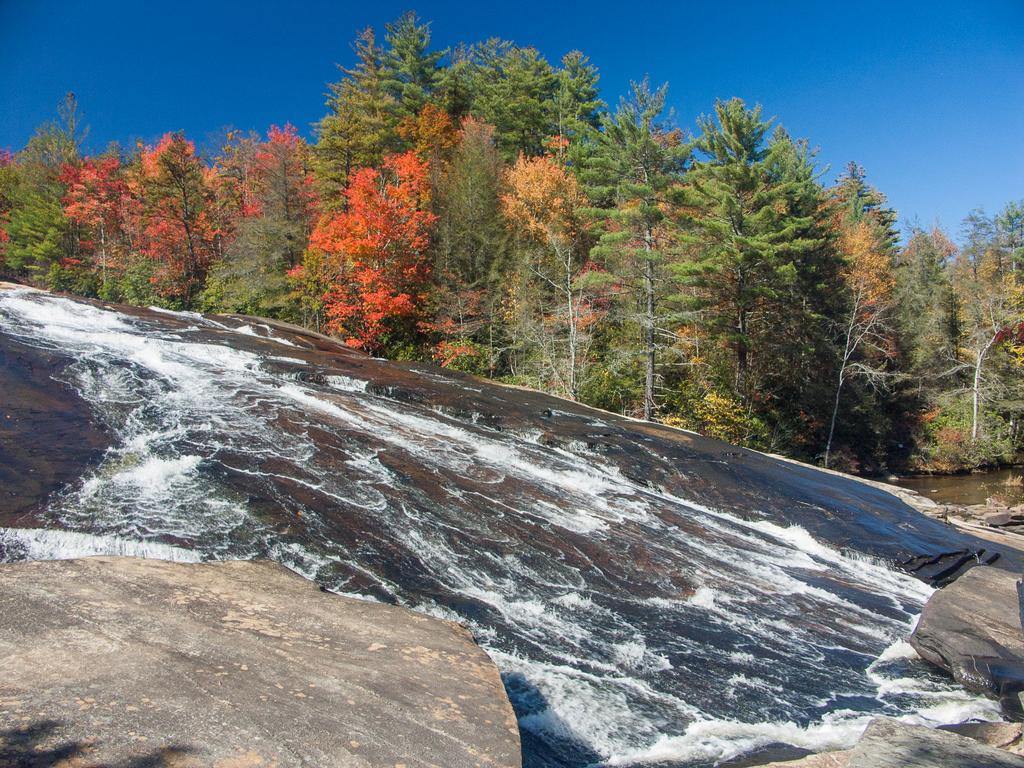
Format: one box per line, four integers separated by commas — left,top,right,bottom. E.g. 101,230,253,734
2,12,1022,474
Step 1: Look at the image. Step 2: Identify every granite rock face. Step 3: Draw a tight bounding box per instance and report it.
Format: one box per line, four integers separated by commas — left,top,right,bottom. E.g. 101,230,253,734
939,720,1024,754
845,718,1024,767
754,718,1024,767
0,556,521,768
910,564,1024,719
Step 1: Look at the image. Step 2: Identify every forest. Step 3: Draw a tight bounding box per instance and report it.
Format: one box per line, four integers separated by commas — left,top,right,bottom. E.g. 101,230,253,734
1,12,1021,475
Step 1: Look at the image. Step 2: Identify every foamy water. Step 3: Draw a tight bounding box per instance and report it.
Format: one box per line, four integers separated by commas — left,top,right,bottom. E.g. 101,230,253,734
0,290,1004,767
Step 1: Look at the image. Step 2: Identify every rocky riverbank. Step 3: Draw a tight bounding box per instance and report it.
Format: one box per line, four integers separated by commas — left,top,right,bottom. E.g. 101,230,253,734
0,556,521,767
769,454,1024,566
740,465,1024,766
748,562,1024,767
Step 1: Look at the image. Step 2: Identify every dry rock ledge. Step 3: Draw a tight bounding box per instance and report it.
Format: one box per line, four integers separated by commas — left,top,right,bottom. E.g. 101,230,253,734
758,717,1024,767
0,556,521,768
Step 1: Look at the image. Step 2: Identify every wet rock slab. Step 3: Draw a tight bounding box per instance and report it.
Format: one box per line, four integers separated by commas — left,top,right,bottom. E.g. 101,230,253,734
0,556,521,767
0,333,109,525
910,564,1024,718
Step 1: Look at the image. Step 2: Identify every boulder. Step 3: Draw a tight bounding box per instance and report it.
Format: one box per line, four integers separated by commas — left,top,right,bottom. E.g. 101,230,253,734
987,512,1015,527
845,718,1024,767
753,719,1024,767
0,556,521,768
910,564,1024,719
939,721,1023,753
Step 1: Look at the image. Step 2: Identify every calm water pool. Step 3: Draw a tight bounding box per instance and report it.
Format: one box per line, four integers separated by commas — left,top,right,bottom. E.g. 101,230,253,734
891,468,1024,507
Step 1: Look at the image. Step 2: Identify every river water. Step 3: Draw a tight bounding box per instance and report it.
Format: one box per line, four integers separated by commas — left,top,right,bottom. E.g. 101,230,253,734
0,289,1010,767
892,469,1024,507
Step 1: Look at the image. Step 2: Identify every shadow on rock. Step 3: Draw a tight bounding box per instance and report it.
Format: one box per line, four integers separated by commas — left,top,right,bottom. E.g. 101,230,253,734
0,719,198,768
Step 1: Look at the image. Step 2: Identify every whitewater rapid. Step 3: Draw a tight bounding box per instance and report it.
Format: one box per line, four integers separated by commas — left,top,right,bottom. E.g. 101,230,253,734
0,289,1002,767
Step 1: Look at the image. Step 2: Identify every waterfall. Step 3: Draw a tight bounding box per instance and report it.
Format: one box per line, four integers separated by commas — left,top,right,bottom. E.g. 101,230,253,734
0,288,1002,767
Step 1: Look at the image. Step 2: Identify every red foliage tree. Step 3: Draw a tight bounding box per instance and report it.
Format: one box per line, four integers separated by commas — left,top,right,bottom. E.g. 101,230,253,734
139,133,219,306
297,151,436,351
0,149,12,267
253,124,317,236
60,156,131,287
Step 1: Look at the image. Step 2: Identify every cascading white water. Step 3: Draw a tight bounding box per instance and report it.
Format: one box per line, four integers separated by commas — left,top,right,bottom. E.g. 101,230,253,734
0,289,1003,767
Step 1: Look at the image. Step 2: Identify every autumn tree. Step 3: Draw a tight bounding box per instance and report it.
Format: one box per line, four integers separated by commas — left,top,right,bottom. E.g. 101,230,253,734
502,153,600,399
398,102,459,170
296,151,436,352
139,133,218,308
0,150,18,271
204,125,316,317
822,165,899,466
954,211,1021,443
60,154,131,293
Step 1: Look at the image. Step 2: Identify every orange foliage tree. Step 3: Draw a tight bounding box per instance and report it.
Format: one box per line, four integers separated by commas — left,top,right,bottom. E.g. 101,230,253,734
295,150,436,351
823,199,898,466
60,156,132,290
138,133,220,307
398,103,458,165
502,152,600,399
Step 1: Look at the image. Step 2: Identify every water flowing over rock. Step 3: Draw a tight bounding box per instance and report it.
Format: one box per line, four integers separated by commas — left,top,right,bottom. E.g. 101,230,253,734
0,288,1016,766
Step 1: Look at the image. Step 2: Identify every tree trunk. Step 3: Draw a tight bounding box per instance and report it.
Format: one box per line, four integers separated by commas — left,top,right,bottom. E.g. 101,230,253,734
736,309,748,399
642,239,656,421
971,338,994,441
825,313,858,468
566,264,577,400
824,374,844,469
98,221,107,292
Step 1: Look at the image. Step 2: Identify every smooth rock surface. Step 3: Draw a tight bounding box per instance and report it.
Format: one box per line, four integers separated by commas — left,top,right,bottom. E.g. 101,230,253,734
939,720,1024,753
910,564,1024,718
845,718,1024,767
756,751,850,768
0,556,521,767
0,333,109,522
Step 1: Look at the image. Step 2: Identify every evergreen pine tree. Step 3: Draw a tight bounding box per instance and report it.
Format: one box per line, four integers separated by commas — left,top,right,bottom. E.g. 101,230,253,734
314,28,400,209
465,40,557,159
382,12,444,120
677,99,833,435
584,79,688,419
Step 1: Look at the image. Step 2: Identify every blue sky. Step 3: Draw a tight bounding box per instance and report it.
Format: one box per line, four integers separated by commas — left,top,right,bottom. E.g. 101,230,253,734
1,1,1021,239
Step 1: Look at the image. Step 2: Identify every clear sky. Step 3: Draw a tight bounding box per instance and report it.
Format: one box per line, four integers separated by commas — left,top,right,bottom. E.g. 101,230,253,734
1,1,1021,239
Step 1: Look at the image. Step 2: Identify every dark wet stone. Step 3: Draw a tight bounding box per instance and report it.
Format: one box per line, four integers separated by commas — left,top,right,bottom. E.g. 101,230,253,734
0,556,521,768
720,742,814,766
0,334,109,526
